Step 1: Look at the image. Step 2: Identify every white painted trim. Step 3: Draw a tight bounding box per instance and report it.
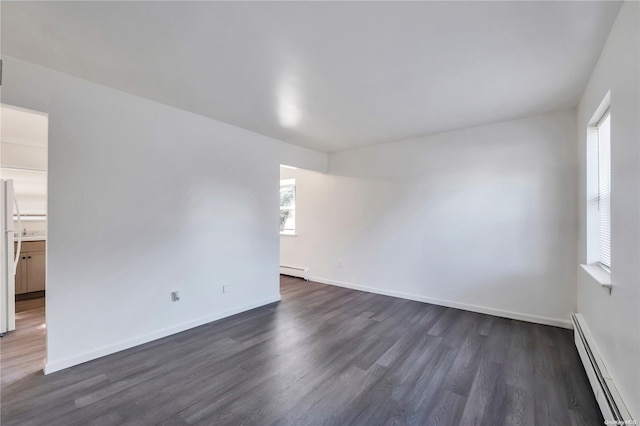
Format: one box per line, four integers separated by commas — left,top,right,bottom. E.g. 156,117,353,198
311,276,572,329
580,264,612,294
44,295,281,375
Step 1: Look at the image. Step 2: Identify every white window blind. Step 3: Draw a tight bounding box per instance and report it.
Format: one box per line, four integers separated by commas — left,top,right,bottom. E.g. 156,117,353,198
597,111,611,269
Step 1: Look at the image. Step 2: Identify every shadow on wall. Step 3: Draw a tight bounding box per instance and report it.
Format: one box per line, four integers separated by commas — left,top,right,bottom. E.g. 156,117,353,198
342,170,569,315
283,145,575,319
282,111,578,322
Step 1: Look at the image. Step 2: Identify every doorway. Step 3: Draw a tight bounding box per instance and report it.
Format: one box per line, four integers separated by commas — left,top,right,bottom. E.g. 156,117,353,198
0,104,48,385
279,164,314,295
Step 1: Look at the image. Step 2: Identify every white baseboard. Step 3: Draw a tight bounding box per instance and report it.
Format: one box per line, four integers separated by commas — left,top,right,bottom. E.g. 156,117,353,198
280,265,310,280
44,295,281,375
311,276,572,329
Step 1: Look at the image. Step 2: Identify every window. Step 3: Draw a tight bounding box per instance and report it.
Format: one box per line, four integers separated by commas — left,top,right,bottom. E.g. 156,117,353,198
596,111,611,269
588,108,611,270
280,178,296,235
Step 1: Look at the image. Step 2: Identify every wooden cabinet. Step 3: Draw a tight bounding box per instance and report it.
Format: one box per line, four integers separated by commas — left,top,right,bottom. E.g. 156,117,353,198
14,241,46,294
15,254,27,294
26,251,46,292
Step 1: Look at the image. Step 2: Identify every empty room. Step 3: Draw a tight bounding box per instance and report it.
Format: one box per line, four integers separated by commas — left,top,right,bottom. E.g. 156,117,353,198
0,1,638,425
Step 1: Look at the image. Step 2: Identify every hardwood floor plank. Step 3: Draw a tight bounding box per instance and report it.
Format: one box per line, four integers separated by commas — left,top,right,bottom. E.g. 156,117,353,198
458,360,505,425
443,332,486,397
501,385,534,426
397,343,458,425
421,390,467,426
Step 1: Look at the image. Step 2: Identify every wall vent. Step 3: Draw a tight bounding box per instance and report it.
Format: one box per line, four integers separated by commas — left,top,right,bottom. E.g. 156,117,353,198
280,265,310,281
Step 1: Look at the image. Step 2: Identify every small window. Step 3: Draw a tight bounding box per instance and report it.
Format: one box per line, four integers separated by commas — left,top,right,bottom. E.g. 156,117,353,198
280,178,296,235
587,107,611,270
596,111,611,269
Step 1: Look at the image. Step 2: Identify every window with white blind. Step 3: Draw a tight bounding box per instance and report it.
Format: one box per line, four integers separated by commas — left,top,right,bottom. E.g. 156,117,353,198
596,111,611,269
590,109,611,270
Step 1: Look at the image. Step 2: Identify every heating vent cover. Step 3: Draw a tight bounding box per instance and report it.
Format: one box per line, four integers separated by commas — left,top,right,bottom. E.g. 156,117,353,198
280,265,310,281
572,313,633,423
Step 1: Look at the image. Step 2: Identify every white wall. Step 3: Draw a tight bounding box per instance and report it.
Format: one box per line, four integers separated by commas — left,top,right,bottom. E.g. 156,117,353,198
1,56,327,372
577,1,639,418
281,110,578,327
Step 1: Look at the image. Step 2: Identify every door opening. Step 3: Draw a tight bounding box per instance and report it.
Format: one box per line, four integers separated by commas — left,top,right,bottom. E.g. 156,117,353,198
0,104,48,385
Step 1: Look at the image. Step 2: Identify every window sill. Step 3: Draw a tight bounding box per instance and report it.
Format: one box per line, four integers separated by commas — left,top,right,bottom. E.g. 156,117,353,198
280,232,297,237
580,264,612,294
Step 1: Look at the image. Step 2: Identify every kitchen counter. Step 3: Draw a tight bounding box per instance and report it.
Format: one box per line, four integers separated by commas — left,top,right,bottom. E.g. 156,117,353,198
17,235,46,242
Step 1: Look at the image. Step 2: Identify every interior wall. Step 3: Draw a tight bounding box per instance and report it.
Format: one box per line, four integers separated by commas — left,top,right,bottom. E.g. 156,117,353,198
576,1,639,418
2,56,327,373
281,110,578,327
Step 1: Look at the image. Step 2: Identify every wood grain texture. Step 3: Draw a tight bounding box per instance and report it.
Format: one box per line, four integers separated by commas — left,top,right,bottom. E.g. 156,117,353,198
1,297,46,387
1,277,602,425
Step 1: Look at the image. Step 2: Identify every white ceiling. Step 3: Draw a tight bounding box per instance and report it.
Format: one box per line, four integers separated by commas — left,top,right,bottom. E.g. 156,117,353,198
1,1,621,153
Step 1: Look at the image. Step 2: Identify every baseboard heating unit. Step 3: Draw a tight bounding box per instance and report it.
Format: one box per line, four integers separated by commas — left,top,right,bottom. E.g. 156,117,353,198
280,265,310,281
572,314,634,423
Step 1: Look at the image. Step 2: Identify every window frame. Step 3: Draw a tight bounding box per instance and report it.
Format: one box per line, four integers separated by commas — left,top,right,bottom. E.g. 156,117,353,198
596,109,611,271
280,178,296,236
586,99,611,274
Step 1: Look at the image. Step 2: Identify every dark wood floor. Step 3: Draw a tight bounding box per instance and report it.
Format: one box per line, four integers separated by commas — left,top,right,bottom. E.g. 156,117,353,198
0,276,601,425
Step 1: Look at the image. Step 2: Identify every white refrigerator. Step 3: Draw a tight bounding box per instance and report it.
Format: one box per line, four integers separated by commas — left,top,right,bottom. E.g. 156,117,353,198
1,179,22,335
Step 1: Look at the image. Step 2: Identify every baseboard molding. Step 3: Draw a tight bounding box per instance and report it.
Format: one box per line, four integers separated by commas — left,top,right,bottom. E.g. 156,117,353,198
311,276,572,329
44,295,281,375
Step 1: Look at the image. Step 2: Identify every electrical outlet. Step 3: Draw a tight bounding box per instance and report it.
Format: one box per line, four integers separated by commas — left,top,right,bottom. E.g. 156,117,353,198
222,284,232,293
171,291,180,302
